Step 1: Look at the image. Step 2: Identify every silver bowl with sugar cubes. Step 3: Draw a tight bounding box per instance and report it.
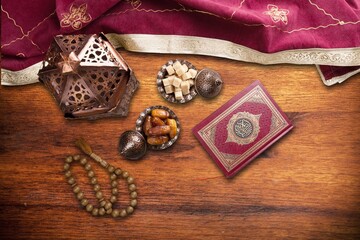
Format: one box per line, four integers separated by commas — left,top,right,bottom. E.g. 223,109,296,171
156,59,198,104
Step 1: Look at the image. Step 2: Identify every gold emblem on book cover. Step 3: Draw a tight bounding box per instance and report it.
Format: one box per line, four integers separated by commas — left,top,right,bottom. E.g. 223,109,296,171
226,112,261,145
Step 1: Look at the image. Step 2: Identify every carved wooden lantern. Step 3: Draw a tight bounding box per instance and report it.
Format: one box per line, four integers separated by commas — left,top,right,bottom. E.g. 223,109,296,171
38,33,139,119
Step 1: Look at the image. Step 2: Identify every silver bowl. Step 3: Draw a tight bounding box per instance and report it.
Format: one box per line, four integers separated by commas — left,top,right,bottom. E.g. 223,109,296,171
156,59,197,104
135,105,181,150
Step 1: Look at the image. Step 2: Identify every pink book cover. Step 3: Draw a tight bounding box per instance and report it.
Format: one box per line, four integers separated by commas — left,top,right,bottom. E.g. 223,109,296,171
193,80,293,178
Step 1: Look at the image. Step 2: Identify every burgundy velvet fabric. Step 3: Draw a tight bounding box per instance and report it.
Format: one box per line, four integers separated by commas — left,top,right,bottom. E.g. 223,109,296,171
318,65,360,80
1,0,359,82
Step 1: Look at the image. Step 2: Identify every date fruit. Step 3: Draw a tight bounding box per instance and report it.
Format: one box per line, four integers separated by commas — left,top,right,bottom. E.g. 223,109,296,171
151,109,169,119
166,118,177,139
151,116,165,126
147,136,169,145
143,116,152,136
148,125,171,136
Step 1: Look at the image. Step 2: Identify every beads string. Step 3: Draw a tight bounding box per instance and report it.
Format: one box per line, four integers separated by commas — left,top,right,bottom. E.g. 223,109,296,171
63,138,137,218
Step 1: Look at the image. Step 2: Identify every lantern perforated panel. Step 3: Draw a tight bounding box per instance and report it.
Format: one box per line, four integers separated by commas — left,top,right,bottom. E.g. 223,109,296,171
38,33,138,119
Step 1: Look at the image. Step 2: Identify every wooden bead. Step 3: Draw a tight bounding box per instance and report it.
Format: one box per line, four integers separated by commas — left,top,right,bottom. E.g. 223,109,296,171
111,209,119,218
120,209,127,217
104,202,112,210
81,199,88,206
127,176,134,184
92,208,99,216
90,177,97,185
96,191,103,199
93,184,100,192
64,171,72,178
98,208,105,216
122,171,129,178
108,166,115,173
110,196,117,203
111,188,118,195
87,171,94,178
73,155,80,161
115,168,122,175
110,174,117,181
86,204,93,212
130,199,137,207
111,180,118,188
130,191,137,199
129,184,136,191
76,192,84,200
80,158,87,165
65,156,73,163
85,163,92,171
73,186,80,194
67,177,75,185
64,163,70,171
99,200,106,207
126,206,134,214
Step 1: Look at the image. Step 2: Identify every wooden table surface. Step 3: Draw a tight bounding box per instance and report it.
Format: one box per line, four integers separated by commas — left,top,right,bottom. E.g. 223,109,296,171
0,51,359,239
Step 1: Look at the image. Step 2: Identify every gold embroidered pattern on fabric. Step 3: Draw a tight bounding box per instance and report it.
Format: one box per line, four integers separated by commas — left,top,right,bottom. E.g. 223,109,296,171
102,1,360,34
125,0,142,8
1,1,358,52
229,0,246,20
263,4,289,25
60,3,92,30
1,5,45,53
307,0,342,23
1,11,55,49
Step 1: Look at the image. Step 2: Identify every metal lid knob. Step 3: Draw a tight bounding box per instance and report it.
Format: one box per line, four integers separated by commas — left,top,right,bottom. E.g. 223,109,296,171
119,130,147,160
195,68,223,98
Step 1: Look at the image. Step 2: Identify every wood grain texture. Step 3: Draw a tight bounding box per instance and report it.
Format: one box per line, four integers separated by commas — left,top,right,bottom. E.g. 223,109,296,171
0,52,359,239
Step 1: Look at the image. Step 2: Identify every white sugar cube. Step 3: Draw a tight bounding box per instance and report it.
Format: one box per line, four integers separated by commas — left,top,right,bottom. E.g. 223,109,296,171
162,77,172,86
167,75,175,84
181,81,190,95
182,64,188,72
175,90,183,100
173,61,182,71
188,79,194,86
181,72,192,80
188,69,198,78
173,61,186,76
164,85,174,94
165,65,175,75
172,77,182,88
175,66,186,76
